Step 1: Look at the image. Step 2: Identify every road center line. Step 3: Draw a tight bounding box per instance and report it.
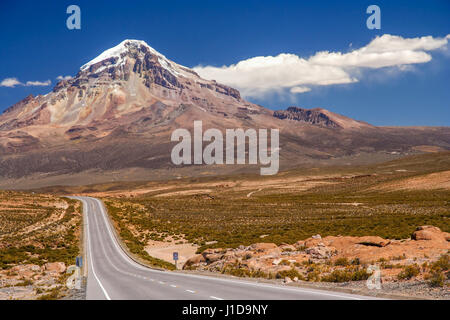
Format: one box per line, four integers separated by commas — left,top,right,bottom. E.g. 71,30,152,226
80,198,111,300
86,197,373,300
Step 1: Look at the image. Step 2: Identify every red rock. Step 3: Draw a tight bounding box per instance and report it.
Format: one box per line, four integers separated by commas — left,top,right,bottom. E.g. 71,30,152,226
412,226,446,241
279,244,296,251
43,262,66,273
203,253,223,263
249,243,278,252
294,240,305,249
183,254,206,269
357,236,390,247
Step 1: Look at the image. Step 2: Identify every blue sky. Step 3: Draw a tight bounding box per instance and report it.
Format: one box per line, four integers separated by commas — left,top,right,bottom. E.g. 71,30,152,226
0,0,449,126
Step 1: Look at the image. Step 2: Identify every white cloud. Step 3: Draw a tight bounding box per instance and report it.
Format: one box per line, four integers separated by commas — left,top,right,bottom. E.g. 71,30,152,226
194,34,449,98
290,86,311,94
57,75,73,81
25,80,51,86
0,78,22,87
0,78,51,87
308,34,448,68
195,54,356,97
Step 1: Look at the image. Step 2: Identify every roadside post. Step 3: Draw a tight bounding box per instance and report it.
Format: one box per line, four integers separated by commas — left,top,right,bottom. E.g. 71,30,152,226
173,252,179,269
76,256,83,268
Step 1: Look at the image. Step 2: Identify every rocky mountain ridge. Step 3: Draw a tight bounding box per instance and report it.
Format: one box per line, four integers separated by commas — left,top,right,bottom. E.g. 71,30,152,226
0,39,449,187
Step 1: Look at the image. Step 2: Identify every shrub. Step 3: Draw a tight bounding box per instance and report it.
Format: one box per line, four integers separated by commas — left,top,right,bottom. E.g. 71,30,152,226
392,254,407,261
321,270,352,282
37,290,60,300
276,268,303,280
279,259,291,266
334,258,349,266
306,270,321,282
351,269,370,281
431,254,449,272
222,267,251,278
428,271,445,288
15,279,33,287
397,264,420,280
321,268,370,282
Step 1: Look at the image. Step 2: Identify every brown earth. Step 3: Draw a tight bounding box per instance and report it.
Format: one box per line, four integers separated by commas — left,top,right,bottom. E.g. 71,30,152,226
0,191,82,300
0,40,449,189
374,170,450,191
184,225,449,288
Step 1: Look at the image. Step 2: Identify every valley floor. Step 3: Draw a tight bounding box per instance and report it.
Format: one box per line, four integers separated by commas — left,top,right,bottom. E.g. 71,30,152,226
93,152,449,299
0,152,449,299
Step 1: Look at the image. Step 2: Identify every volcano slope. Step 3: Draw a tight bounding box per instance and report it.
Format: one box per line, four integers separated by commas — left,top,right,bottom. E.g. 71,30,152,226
0,40,449,189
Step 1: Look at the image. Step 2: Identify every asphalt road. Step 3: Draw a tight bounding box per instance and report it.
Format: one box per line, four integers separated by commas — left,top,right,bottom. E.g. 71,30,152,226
72,196,378,300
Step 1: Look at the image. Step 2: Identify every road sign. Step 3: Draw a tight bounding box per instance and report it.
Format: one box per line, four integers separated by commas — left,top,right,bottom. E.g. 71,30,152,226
173,252,179,261
76,256,83,268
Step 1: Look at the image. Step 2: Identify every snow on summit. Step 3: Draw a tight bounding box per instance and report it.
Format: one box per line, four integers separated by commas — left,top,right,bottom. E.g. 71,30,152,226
80,40,155,71
79,39,195,79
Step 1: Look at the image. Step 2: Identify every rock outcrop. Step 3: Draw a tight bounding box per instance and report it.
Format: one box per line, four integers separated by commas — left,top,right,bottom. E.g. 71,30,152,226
412,225,450,242
273,107,341,128
184,226,450,284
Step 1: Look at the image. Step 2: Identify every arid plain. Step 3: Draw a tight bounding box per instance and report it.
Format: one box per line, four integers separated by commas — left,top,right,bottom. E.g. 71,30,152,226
4,151,442,299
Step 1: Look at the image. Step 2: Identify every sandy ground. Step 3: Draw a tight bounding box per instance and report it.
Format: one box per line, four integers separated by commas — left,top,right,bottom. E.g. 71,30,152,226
153,189,213,197
375,170,450,191
145,240,198,269
87,174,336,199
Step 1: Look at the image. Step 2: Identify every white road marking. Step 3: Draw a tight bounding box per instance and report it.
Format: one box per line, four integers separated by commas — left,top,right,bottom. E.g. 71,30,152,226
210,296,224,300
170,284,177,288
79,197,374,300
186,290,196,293
80,198,111,300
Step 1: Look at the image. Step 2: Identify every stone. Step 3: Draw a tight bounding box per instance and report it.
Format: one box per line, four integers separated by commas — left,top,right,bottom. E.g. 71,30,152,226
357,236,390,247
272,258,282,265
10,264,42,278
412,226,446,241
279,244,296,252
305,245,336,259
284,277,292,284
294,240,305,250
249,243,278,252
204,253,223,263
183,254,206,269
43,262,66,274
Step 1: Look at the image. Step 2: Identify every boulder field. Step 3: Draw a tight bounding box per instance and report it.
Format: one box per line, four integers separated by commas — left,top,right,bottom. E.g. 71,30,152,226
184,226,450,283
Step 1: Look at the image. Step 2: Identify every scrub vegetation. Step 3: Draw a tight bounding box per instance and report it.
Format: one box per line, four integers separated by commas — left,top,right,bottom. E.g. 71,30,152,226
103,152,449,254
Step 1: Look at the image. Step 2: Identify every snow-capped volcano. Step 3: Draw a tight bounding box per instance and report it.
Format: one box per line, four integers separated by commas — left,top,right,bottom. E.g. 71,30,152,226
80,40,152,71
0,39,243,129
80,39,197,80
0,39,448,188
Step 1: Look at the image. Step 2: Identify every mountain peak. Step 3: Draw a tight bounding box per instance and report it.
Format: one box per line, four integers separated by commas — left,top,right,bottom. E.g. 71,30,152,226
80,39,157,71
0,38,243,130
78,39,197,81
273,106,372,129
